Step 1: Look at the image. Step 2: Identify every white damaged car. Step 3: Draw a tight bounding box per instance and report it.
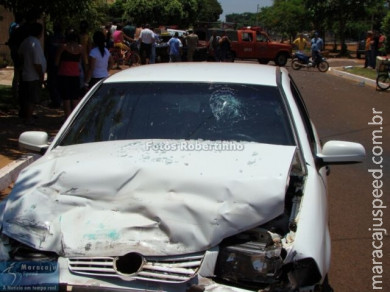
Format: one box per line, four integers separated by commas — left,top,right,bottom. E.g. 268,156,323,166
0,63,365,291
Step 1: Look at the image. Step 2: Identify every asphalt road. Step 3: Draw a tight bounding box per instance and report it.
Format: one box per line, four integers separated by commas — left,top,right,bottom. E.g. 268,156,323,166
287,62,390,291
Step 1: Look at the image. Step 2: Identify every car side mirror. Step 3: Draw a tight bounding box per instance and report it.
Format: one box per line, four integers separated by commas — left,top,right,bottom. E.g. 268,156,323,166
19,131,50,154
317,140,366,165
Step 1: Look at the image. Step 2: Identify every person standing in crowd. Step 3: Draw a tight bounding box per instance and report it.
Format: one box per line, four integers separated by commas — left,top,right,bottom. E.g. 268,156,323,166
370,30,379,69
139,24,155,64
378,32,387,56
79,20,92,59
103,23,113,49
110,21,118,37
55,29,87,118
185,29,198,62
8,13,39,117
293,33,309,51
45,22,65,108
18,22,47,125
364,31,373,68
208,31,220,61
123,21,136,41
150,28,160,64
113,23,131,50
168,32,182,62
112,23,131,69
85,30,114,88
310,32,323,65
7,12,24,103
218,32,231,62
79,20,92,91
134,26,142,42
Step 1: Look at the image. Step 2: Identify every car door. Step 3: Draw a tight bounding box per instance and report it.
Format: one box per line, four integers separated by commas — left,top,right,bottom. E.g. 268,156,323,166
238,31,255,58
255,32,271,59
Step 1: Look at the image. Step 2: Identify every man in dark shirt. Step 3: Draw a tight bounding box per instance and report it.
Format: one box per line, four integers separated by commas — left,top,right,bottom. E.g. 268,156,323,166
123,21,136,40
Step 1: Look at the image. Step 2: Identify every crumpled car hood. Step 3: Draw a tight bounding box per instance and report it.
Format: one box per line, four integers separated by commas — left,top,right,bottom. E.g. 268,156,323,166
2,140,296,256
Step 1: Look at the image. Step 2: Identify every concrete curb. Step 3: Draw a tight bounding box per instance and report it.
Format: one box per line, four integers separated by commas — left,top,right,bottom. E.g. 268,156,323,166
0,154,40,191
328,67,377,88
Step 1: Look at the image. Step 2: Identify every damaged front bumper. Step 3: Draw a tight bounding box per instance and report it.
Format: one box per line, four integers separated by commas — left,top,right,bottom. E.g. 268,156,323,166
0,231,324,292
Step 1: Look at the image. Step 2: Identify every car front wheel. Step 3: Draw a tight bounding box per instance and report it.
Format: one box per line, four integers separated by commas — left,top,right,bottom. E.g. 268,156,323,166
274,53,288,66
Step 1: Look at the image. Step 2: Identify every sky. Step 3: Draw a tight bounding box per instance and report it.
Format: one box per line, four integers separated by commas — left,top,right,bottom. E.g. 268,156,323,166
218,0,273,21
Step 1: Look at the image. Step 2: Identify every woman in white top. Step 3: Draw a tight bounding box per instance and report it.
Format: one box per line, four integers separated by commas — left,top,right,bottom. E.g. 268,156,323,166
85,30,114,88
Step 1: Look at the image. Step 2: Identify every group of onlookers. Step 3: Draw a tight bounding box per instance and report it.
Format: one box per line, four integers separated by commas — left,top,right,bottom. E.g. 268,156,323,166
292,32,324,64
108,22,202,64
8,18,118,122
292,31,388,69
208,31,232,62
364,30,386,69
8,16,241,124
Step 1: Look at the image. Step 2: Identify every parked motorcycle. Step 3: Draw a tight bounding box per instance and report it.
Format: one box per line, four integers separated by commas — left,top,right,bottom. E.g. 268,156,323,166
291,51,329,72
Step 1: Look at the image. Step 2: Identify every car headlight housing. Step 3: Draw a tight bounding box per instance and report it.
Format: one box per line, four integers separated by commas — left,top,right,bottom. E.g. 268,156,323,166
213,227,322,290
215,228,284,287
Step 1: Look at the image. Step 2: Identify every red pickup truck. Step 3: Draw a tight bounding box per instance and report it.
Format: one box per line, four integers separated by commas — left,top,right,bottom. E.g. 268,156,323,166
207,27,292,66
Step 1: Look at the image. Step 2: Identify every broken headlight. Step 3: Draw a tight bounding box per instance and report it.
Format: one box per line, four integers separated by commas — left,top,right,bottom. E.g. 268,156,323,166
215,228,285,286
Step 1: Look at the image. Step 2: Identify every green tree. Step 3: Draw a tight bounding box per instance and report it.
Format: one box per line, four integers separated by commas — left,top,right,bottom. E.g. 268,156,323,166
108,0,127,22
197,0,222,23
0,0,109,35
304,0,387,55
124,0,181,26
328,0,377,55
226,13,257,28
258,0,308,41
0,0,93,20
180,0,200,26
123,0,221,27
304,0,327,36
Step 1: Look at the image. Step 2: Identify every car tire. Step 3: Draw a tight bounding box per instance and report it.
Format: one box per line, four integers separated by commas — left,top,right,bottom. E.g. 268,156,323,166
275,53,288,66
317,61,329,72
291,59,301,70
376,73,390,90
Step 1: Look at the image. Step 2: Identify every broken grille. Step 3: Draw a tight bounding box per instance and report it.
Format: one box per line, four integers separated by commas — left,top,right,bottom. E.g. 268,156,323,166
68,253,204,283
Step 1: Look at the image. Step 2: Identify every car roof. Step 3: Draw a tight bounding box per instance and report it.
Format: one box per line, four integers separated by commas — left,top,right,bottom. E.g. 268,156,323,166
104,63,279,86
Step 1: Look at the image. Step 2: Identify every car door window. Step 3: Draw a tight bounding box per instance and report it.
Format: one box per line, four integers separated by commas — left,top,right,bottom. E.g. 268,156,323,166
242,32,252,42
256,33,268,42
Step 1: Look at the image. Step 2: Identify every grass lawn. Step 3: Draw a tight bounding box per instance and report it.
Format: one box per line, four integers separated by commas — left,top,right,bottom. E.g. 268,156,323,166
343,66,378,80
